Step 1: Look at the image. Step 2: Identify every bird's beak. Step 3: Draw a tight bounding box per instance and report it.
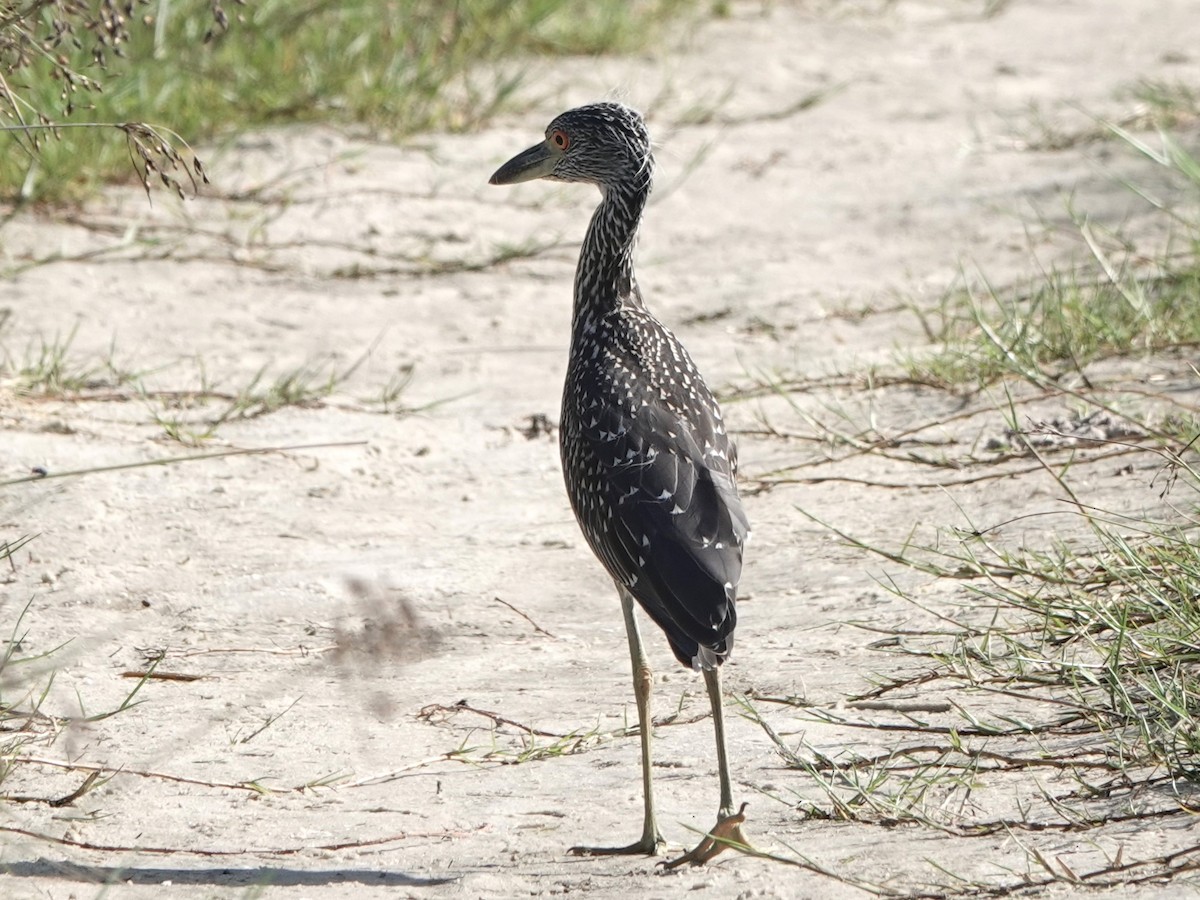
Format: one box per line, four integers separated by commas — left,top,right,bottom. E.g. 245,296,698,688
489,140,559,185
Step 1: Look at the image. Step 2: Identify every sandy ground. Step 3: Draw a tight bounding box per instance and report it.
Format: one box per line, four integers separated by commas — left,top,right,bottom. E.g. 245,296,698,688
3,1,1200,897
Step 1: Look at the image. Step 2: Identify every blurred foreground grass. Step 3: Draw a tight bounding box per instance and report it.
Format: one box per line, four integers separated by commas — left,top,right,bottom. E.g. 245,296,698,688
0,0,698,202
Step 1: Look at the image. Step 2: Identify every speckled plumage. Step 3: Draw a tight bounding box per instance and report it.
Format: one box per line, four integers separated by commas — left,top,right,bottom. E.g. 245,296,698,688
490,101,749,857
548,103,749,670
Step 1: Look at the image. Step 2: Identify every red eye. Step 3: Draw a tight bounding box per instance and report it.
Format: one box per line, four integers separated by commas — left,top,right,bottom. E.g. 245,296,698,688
550,129,570,150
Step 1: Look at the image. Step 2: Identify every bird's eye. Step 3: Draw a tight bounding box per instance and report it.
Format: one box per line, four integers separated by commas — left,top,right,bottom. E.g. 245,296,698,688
550,129,570,150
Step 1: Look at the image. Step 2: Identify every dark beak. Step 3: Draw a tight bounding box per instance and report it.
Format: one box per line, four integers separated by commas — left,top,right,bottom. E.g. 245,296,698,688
489,140,559,185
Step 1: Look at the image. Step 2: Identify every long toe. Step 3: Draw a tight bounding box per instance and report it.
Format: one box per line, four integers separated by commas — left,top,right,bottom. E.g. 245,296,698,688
660,802,751,869
569,833,667,857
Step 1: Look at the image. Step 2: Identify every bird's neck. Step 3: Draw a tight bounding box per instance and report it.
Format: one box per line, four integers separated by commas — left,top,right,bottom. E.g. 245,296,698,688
572,178,651,324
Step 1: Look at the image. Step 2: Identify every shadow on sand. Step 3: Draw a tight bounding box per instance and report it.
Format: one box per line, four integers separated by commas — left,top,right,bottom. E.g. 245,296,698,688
2,858,457,888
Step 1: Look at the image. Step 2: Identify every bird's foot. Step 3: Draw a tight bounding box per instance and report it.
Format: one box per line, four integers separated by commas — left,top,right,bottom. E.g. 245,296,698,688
569,832,667,857
659,802,751,870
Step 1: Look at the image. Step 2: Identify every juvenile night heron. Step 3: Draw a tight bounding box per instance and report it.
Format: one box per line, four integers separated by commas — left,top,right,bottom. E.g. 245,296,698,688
489,103,749,861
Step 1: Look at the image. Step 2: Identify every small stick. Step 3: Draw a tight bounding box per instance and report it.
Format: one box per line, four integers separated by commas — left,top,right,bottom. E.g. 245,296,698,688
0,441,367,487
119,671,205,682
167,645,337,657
844,699,953,713
14,757,293,794
493,596,557,637
419,702,566,738
0,823,475,858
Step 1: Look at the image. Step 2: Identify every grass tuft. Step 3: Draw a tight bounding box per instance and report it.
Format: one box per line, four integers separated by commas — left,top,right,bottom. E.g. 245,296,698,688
905,127,1200,394
903,249,1200,395
1,0,699,201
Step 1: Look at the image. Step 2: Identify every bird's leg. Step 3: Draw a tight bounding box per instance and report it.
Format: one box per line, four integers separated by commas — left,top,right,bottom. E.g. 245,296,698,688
569,587,666,857
705,666,734,818
660,665,752,869
624,591,667,854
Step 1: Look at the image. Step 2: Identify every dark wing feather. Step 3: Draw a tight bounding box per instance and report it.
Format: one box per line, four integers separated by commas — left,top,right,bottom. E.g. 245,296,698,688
581,400,748,668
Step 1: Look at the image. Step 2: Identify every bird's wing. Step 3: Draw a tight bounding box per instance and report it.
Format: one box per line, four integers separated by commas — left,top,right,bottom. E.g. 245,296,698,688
583,401,748,666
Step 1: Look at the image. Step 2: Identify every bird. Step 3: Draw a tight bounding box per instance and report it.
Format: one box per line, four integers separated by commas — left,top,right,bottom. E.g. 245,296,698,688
489,102,750,863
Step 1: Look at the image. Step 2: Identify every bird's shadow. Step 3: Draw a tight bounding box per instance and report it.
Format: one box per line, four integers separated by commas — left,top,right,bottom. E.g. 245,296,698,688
2,857,457,888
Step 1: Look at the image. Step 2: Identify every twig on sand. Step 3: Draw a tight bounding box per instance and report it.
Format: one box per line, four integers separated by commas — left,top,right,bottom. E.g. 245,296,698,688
0,441,367,487
419,701,567,738
0,824,477,857
493,596,557,637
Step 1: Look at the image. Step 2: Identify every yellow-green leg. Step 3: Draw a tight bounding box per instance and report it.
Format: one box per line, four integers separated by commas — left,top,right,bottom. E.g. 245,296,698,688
660,661,753,868
569,586,667,856
704,665,734,818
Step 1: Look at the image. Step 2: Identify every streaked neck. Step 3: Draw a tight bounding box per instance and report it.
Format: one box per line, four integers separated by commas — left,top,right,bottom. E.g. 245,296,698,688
572,175,651,323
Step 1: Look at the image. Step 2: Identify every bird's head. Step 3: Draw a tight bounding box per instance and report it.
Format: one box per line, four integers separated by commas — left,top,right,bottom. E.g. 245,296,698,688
489,102,653,192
